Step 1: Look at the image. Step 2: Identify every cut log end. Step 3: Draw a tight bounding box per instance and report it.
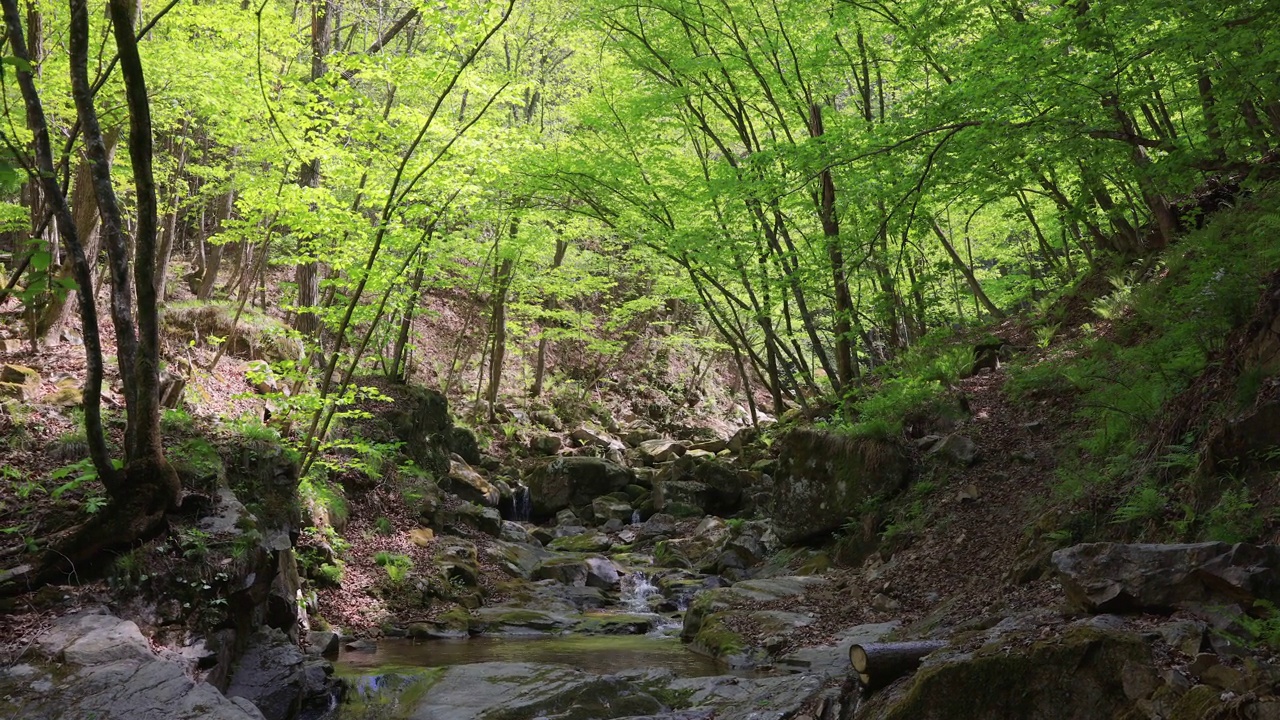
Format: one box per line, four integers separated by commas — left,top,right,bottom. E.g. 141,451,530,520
850,641,947,692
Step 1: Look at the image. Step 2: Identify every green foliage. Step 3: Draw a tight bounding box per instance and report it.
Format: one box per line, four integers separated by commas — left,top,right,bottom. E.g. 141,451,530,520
1233,601,1280,652
374,517,395,535
1204,488,1263,544
1112,483,1167,526
374,551,413,584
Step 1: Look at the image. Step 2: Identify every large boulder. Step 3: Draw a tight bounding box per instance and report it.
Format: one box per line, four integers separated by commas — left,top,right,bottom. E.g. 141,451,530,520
525,457,635,519
1052,542,1280,613
11,611,268,720
652,455,744,517
0,363,40,401
861,627,1153,720
769,429,909,544
226,628,337,720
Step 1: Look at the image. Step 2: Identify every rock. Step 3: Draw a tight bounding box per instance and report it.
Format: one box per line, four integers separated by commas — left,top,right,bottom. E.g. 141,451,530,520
305,630,340,657
584,557,622,588
727,426,758,453
406,662,663,720
469,608,574,635
532,410,563,430
638,513,678,540
570,423,625,451
41,378,82,407
433,502,503,537
927,434,980,466
37,613,152,665
655,455,744,516
689,439,728,454
652,479,711,516
448,427,482,465
525,456,635,518
602,518,624,532
623,427,662,446
592,496,634,524
871,593,901,612
226,628,336,720
499,521,537,545
410,527,435,547
770,429,910,544
556,509,581,526
861,628,1153,720
1052,542,1280,613
534,556,590,585
484,541,545,579
637,438,687,464
0,363,40,401
445,459,499,507
530,433,563,455
548,533,612,553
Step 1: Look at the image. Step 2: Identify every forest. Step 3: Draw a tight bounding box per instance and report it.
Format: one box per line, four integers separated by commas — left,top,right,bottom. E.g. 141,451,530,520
1,0,1279,718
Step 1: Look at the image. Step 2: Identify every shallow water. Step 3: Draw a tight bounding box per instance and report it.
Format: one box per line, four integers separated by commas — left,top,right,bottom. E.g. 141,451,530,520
335,634,724,677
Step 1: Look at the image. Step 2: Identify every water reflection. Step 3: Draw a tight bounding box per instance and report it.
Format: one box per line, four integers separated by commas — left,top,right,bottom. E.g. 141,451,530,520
336,635,725,677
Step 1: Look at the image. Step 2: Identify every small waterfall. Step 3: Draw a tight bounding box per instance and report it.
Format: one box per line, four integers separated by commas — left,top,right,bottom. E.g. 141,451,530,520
515,484,532,523
619,572,661,614
630,510,641,525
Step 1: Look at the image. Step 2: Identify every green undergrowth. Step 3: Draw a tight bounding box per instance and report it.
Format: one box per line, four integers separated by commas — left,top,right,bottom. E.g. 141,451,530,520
1007,189,1280,542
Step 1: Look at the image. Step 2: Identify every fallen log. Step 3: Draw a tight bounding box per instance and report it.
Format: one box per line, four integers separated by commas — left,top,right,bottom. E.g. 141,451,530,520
850,640,946,692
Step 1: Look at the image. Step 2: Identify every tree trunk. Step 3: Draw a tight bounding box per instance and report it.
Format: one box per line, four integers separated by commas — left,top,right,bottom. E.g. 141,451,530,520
929,220,1006,319
530,238,567,397
485,223,517,415
294,0,333,339
196,189,234,299
809,102,856,392
850,641,946,692
155,117,191,302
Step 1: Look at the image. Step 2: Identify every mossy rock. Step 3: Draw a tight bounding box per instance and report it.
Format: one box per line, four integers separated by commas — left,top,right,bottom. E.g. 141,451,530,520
162,301,302,361
171,437,225,492
548,534,611,553
869,628,1153,720
574,613,655,635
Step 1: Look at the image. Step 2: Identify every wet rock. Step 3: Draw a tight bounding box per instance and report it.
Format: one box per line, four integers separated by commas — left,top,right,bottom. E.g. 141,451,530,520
770,429,909,544
1052,542,1280,613
305,630,340,657
526,457,635,518
226,628,336,720
584,557,621,588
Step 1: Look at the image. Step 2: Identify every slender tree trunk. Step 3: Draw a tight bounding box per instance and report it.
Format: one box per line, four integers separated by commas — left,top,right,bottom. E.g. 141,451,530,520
294,0,333,339
196,190,234,300
809,103,856,392
155,117,191,302
485,221,517,415
530,238,567,397
929,220,1006,319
